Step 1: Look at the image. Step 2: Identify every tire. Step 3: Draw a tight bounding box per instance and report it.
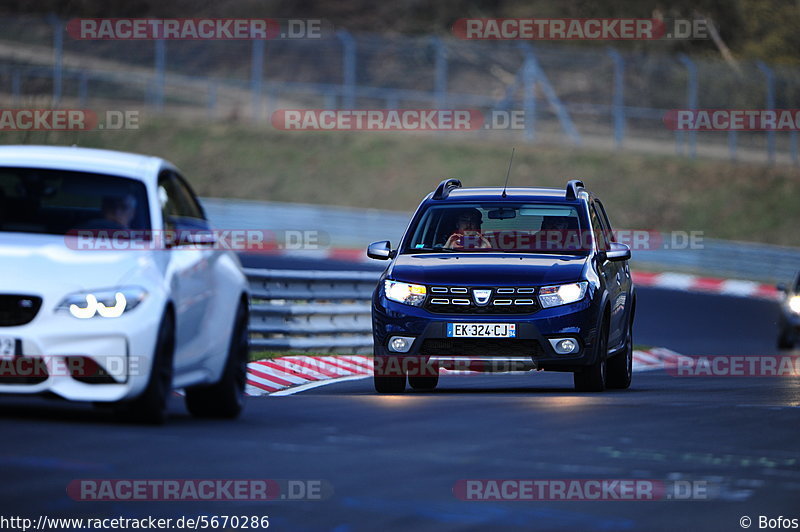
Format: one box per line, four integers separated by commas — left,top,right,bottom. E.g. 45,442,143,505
374,356,406,393
574,318,608,392
115,311,174,424
606,319,633,389
185,301,249,419
777,326,796,350
409,374,439,391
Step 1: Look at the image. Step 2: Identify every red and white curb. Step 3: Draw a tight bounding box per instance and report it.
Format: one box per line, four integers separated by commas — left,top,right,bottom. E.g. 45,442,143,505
245,350,689,396
632,271,779,300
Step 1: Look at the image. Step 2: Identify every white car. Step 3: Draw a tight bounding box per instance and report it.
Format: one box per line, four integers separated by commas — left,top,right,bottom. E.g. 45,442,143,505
0,146,250,423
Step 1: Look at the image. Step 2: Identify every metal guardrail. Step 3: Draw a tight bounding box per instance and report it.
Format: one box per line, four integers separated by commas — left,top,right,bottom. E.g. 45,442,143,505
245,268,380,353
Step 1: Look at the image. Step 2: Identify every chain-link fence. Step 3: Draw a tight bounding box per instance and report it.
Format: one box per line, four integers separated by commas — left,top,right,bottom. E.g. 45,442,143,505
1,17,798,164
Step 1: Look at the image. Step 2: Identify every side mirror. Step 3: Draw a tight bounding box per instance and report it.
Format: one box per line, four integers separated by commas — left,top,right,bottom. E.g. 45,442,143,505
605,242,631,262
367,240,393,260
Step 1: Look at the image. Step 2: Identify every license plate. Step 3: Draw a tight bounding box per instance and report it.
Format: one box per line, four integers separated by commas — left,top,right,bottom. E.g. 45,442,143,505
0,336,19,357
447,323,516,338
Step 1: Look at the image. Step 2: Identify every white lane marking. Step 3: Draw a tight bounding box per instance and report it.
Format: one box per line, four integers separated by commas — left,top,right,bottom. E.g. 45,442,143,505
269,374,370,396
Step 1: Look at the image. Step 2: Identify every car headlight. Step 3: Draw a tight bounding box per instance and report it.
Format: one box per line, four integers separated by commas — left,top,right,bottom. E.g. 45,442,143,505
538,281,588,308
384,280,427,306
56,287,148,319
789,295,800,314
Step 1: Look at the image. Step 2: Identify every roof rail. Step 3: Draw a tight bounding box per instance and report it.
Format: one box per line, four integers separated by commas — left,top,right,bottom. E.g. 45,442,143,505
565,179,585,200
432,178,462,200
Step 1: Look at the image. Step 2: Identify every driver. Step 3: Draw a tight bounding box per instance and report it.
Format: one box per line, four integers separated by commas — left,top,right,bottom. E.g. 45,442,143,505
444,208,491,249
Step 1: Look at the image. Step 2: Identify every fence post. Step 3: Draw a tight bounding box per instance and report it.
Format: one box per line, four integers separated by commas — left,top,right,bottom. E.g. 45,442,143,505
728,131,738,162
756,60,776,164
11,70,21,106
250,39,265,120
607,47,625,149
207,82,217,119
49,16,63,107
154,39,166,110
522,57,536,142
678,54,698,158
337,30,356,108
431,36,447,109
78,71,88,108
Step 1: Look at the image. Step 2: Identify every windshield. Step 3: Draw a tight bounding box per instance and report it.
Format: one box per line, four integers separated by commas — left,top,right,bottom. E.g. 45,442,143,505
0,167,151,237
405,203,590,255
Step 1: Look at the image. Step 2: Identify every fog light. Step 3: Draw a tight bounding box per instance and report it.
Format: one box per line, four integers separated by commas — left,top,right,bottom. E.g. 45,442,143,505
549,337,579,355
388,336,415,353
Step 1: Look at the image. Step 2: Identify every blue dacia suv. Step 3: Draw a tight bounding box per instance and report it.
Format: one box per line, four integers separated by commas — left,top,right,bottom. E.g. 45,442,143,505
367,179,634,393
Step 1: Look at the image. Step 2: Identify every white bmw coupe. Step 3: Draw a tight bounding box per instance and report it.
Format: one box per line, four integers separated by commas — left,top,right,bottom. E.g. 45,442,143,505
0,146,250,423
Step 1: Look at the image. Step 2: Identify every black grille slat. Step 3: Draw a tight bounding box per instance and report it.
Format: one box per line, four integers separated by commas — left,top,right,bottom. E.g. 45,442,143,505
425,286,539,315
420,339,542,357
0,295,42,326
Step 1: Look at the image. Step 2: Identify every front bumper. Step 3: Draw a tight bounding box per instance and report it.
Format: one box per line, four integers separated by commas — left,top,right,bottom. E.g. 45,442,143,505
372,292,601,372
0,297,163,402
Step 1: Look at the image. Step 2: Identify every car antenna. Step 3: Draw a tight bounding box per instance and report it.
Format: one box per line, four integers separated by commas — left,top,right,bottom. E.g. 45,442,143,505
501,147,515,198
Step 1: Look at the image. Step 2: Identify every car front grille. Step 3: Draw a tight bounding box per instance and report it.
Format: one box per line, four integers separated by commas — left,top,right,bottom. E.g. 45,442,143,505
0,295,42,326
425,286,539,314
420,338,542,357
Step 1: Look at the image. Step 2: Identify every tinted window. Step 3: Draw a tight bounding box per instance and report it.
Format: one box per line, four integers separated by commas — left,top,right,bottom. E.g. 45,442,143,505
0,167,150,235
158,172,205,229
406,203,588,254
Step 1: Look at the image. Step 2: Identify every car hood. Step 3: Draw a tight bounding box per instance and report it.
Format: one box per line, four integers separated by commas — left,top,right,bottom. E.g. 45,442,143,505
387,252,588,286
0,232,162,296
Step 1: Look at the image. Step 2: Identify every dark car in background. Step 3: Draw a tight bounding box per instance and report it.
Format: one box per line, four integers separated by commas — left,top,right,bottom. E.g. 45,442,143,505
368,179,635,393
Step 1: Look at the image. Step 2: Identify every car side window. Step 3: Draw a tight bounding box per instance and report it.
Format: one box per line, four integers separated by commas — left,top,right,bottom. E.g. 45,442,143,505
594,200,615,243
589,203,609,251
158,171,205,229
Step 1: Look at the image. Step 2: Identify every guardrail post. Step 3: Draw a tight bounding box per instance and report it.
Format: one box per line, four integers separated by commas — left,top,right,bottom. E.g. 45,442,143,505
678,54,698,158
756,60,776,164
250,38,265,120
522,57,536,142
431,36,447,109
607,47,625,149
154,38,166,110
49,16,63,107
337,30,356,109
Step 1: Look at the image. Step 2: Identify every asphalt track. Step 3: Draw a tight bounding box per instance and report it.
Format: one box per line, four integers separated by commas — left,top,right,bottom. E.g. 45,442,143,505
0,256,797,532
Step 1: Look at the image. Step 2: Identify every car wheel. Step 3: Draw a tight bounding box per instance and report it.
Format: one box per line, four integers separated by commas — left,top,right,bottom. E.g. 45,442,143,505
185,302,249,419
606,319,633,389
574,318,608,392
373,356,406,393
114,311,174,424
409,375,439,391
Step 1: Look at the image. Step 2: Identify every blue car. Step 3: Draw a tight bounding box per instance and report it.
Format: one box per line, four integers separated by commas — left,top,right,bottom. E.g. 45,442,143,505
367,179,634,393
